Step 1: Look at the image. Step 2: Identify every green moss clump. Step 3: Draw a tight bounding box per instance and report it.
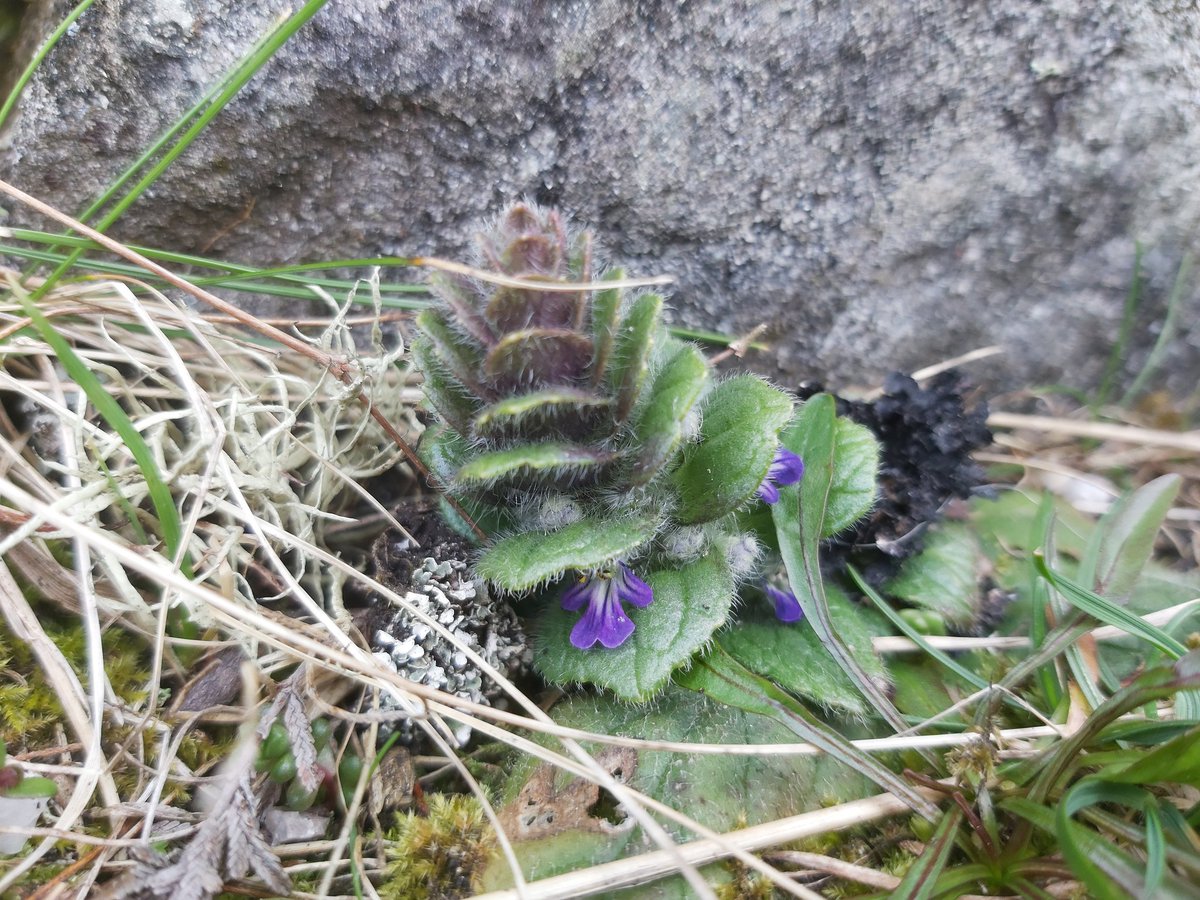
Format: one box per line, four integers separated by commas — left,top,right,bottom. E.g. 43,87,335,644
379,793,496,900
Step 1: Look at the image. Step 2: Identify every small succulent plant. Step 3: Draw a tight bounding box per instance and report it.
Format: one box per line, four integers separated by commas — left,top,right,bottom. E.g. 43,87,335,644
413,203,802,698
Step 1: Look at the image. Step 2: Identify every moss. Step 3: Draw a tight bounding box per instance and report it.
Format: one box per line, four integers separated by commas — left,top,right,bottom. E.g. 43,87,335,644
378,793,496,900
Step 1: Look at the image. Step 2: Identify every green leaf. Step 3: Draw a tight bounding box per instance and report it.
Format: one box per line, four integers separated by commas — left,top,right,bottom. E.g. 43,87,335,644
454,442,613,489
818,417,880,538
416,424,472,485
481,686,872,892
887,807,963,900
887,522,982,627
719,583,887,716
771,394,910,734
3,775,58,799
628,341,708,486
674,646,938,818
1094,474,1181,602
607,292,662,423
1102,723,1200,788
535,550,735,700
470,388,610,440
589,268,625,386
672,375,794,524
411,337,478,435
13,287,192,577
1004,797,1198,900
1034,553,1189,659
414,308,487,397
474,513,657,592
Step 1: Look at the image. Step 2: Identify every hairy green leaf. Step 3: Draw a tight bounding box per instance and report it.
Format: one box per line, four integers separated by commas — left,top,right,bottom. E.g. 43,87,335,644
608,292,662,423
475,513,657,591
411,337,479,435
414,308,488,397
471,388,610,440
772,394,910,733
455,443,612,489
674,646,938,818
536,550,735,700
673,375,793,524
719,583,888,716
589,268,624,386
481,686,871,892
628,341,708,486
819,416,880,537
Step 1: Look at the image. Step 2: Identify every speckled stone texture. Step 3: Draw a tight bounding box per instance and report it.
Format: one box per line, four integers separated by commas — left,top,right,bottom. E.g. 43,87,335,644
3,1,1198,394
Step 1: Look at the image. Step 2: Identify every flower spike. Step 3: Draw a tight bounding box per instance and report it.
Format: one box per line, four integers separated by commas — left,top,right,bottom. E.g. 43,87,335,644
562,563,654,649
756,447,805,504
766,584,804,623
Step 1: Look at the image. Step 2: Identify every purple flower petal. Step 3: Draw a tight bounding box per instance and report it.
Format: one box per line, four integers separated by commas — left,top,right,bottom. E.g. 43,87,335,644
756,446,804,505
615,564,654,608
756,480,781,504
570,586,636,649
563,563,655,649
766,584,804,623
769,448,805,487
561,576,594,612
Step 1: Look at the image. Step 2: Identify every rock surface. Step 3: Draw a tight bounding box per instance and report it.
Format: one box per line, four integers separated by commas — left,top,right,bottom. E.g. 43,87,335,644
3,1,1198,395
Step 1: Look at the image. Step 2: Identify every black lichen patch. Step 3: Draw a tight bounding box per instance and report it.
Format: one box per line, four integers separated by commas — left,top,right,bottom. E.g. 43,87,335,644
801,372,993,587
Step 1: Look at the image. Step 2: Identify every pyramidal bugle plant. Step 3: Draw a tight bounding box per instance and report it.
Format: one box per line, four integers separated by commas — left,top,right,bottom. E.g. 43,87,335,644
413,203,869,699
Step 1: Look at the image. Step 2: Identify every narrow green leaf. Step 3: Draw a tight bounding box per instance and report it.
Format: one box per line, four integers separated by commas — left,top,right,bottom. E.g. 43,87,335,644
608,292,662,423
536,550,735,700
471,388,610,440
31,0,333,300
589,268,624,386
674,646,939,818
1057,781,1163,900
1005,797,1191,900
1034,553,1189,659
415,309,488,397
475,513,657,591
673,375,793,524
1095,474,1181,602
455,443,613,488
888,807,963,900
772,394,910,734
417,424,472,485
628,341,708,486
851,566,988,693
887,522,982,627
411,338,479,435
720,583,888,716
1102,723,1200,787
13,288,191,576
0,0,97,133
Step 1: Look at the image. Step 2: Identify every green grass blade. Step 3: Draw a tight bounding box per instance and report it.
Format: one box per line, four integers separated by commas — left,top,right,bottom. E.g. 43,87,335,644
887,806,963,900
31,0,332,300
1123,253,1193,404
1096,243,1142,409
1034,552,1189,659
0,0,97,133
13,287,192,577
850,566,988,692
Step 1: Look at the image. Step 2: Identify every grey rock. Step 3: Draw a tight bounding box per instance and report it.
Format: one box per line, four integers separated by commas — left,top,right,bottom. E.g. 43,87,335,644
3,1,1198,395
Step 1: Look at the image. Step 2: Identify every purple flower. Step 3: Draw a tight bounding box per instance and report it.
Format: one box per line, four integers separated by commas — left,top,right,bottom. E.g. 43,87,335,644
766,584,804,623
561,563,654,649
756,447,805,504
